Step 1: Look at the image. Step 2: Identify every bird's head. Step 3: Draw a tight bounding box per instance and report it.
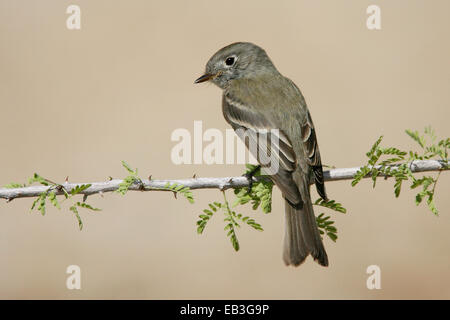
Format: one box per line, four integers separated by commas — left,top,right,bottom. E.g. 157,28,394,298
195,42,277,89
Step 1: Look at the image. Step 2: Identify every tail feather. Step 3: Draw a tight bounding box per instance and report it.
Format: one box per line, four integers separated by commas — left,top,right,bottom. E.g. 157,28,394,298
283,179,328,267
283,203,308,266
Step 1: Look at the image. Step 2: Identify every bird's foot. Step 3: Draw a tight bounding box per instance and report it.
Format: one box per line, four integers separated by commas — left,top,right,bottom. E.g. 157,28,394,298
243,165,261,195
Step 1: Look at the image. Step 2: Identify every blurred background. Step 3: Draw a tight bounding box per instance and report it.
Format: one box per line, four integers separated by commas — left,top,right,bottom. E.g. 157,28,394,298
0,0,449,299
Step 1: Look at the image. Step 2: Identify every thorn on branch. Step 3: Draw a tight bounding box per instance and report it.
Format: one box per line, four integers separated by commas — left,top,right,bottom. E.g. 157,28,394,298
148,175,152,180
173,191,177,199
192,173,197,179
83,194,88,202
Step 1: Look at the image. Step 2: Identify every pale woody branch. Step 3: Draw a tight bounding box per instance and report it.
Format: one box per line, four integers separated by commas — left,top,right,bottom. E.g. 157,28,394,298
0,160,448,201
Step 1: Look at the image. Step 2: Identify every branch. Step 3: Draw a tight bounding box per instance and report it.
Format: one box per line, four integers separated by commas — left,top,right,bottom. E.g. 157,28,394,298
0,160,448,201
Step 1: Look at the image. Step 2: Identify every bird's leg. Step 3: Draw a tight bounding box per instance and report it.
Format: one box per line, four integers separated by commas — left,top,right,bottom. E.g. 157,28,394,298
243,165,261,195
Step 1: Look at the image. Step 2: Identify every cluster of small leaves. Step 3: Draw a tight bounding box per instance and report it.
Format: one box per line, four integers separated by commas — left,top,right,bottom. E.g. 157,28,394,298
4,173,100,230
233,164,273,213
26,174,60,216
4,162,194,231
197,202,219,234
69,201,100,230
30,190,51,216
197,192,263,251
3,182,27,188
316,213,338,242
351,136,409,190
117,161,142,195
222,196,241,251
405,127,449,215
197,164,346,250
313,198,346,242
352,127,449,215
197,164,268,251
406,127,449,162
117,161,194,203
314,198,347,214
411,176,438,215
161,182,195,204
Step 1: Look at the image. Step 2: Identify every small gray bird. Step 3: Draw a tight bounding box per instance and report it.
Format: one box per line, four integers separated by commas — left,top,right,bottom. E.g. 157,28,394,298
195,42,328,267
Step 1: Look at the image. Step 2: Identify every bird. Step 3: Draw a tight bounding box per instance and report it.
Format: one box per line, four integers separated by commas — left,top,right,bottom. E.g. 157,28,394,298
195,42,328,267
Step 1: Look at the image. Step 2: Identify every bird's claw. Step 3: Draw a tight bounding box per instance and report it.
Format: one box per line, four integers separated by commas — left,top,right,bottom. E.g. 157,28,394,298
243,165,261,195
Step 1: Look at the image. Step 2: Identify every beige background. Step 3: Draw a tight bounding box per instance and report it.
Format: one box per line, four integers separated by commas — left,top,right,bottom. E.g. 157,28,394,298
0,0,449,299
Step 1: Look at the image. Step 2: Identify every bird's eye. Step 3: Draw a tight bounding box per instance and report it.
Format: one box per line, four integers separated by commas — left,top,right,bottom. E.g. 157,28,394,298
225,56,235,66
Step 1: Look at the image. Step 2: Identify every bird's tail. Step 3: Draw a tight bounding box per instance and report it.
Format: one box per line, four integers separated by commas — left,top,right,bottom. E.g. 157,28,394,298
283,179,328,267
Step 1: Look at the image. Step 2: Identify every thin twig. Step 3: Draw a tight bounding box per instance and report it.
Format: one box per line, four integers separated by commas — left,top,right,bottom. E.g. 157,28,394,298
0,160,448,201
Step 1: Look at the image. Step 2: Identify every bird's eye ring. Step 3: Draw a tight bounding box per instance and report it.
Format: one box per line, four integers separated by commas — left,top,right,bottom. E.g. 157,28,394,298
225,56,235,66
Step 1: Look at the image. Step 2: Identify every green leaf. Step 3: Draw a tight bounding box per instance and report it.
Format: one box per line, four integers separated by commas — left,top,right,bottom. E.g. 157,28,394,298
314,198,347,214
36,193,47,216
31,197,39,211
48,192,60,209
28,173,50,186
233,177,273,214
203,209,213,216
71,184,92,196
394,178,403,198
427,197,438,216
196,202,218,234
121,161,135,174
415,193,424,205
230,232,240,251
117,176,137,195
3,182,25,189
316,212,338,242
244,164,262,176
327,232,338,242
405,129,425,148
76,202,101,211
352,166,370,186
70,205,83,230
366,136,384,158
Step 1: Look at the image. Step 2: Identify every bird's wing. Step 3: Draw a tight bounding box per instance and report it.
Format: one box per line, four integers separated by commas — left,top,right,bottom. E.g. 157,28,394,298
222,92,302,206
299,109,327,201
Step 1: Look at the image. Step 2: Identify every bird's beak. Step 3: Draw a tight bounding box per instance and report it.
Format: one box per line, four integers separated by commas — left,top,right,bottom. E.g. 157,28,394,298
194,73,215,84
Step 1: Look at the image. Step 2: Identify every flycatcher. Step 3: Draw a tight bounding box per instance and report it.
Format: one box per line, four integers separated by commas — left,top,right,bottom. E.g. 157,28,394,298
195,42,328,267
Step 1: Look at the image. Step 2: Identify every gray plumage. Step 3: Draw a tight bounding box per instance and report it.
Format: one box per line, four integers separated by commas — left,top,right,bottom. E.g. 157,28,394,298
195,42,328,267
